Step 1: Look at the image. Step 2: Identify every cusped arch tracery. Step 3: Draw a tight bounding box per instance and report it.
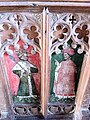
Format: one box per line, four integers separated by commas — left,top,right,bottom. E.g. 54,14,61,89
0,13,42,57
0,13,42,115
49,13,90,115
50,13,90,55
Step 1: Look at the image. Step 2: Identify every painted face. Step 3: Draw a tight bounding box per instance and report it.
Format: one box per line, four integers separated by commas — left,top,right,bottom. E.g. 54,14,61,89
64,53,70,60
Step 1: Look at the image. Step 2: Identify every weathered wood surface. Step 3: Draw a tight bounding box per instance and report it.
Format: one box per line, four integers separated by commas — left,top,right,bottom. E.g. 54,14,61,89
0,1,90,7
0,0,89,1
14,114,74,120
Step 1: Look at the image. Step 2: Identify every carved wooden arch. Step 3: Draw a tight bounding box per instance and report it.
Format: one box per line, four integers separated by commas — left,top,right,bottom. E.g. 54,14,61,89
0,1,90,119
47,11,90,116
0,11,42,117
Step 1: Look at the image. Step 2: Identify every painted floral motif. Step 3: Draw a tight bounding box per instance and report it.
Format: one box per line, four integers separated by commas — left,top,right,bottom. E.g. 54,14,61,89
75,24,89,43
53,24,68,43
0,24,15,43
23,26,39,44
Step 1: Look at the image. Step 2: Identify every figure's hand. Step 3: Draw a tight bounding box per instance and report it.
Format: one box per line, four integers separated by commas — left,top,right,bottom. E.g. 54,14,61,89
20,69,26,78
56,79,58,84
55,70,58,84
55,59,59,66
54,79,58,85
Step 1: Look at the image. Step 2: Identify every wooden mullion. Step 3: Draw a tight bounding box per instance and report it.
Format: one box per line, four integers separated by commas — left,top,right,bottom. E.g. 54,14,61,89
75,54,87,102
0,58,13,113
41,8,49,117
75,50,90,116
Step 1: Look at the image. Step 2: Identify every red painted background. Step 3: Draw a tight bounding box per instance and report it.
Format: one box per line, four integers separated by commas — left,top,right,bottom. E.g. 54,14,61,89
4,40,41,96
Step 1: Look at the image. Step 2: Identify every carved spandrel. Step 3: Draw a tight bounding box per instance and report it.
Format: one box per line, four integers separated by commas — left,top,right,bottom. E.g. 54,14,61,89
69,15,76,25
14,14,23,26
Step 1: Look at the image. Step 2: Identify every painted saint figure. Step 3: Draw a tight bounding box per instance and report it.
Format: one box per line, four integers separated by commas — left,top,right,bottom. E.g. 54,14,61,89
12,52,38,98
54,47,77,98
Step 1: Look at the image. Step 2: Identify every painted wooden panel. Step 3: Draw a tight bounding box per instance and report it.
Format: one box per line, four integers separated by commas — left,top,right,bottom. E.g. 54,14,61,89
0,12,42,115
48,12,90,115
0,4,90,118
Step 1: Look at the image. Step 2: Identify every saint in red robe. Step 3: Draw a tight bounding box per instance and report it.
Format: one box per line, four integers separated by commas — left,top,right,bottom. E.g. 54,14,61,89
54,48,77,98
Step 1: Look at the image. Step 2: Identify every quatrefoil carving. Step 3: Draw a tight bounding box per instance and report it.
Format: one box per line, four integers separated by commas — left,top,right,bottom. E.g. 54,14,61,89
75,24,89,43
23,26,39,44
0,23,15,43
53,24,68,43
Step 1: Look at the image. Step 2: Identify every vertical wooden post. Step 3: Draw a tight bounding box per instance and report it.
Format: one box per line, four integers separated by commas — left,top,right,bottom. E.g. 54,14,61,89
75,55,87,102
0,58,13,115
74,50,90,119
41,8,49,117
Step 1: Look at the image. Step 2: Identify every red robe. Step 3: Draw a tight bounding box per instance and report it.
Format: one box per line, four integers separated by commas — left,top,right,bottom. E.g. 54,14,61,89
54,59,77,98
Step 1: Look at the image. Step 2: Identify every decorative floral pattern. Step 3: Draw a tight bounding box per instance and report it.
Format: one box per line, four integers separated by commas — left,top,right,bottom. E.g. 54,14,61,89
23,26,39,44
50,13,90,55
0,23,15,43
53,24,68,40
75,24,89,43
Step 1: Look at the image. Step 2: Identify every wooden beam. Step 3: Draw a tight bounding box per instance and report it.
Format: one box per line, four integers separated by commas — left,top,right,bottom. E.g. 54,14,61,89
0,1,90,7
0,0,90,2
41,8,49,117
